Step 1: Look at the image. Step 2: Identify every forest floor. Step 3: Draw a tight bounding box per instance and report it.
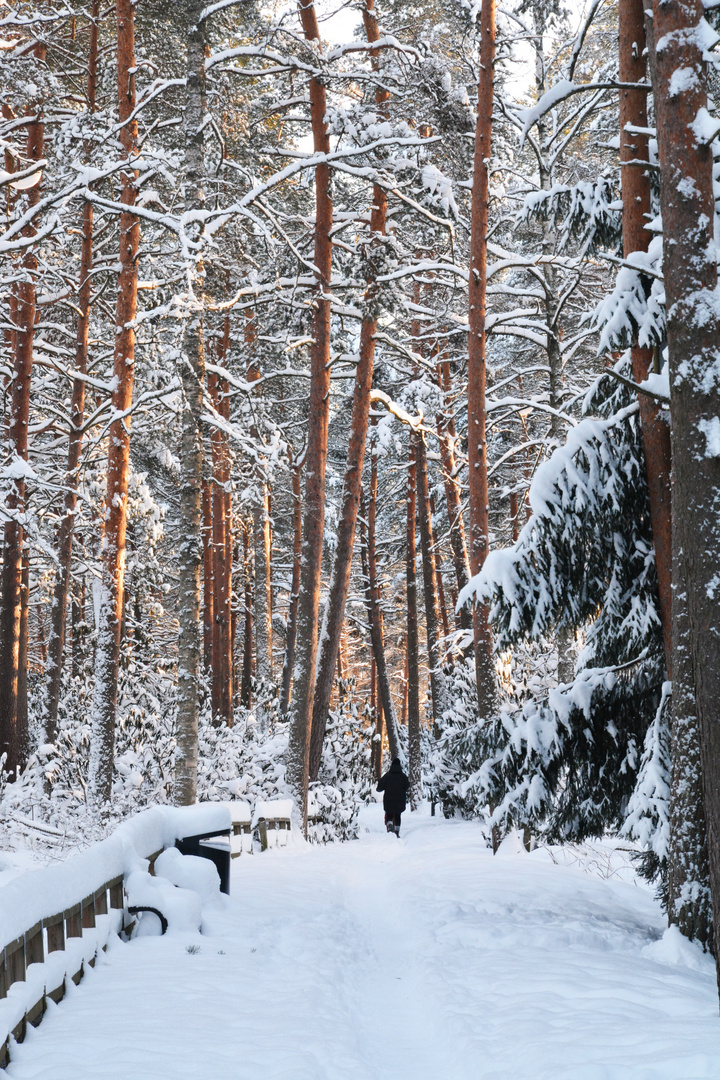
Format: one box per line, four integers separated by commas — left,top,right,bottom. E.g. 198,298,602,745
4,808,720,1080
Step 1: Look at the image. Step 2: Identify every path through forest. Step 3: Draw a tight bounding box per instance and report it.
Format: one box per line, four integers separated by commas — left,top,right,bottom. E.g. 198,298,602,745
6,813,720,1079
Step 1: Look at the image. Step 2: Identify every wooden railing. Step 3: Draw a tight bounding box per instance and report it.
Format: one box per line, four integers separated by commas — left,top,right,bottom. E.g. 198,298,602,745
0,873,125,1067
0,800,294,1069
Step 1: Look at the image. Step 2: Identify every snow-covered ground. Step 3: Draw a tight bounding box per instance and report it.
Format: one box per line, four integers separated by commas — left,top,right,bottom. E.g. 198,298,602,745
6,810,720,1080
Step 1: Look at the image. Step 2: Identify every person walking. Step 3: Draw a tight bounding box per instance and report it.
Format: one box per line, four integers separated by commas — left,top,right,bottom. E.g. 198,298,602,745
377,758,410,837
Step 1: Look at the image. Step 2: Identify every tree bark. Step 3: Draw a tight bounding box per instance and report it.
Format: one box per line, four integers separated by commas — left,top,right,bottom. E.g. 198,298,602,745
44,2,100,743
174,0,209,805
436,359,471,631
415,434,448,729
307,0,389,781
89,0,139,803
286,0,334,817
652,0,720,994
240,520,253,708
0,44,46,779
667,548,712,949
406,438,421,805
360,489,401,764
202,473,214,670
280,453,303,715
208,338,233,726
467,0,498,720
620,0,672,677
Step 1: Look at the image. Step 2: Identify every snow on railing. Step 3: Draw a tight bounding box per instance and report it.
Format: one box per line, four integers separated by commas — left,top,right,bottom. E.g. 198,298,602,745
0,803,230,1070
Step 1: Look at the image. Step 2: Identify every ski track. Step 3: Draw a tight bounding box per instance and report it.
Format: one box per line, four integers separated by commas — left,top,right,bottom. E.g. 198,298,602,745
5,813,720,1080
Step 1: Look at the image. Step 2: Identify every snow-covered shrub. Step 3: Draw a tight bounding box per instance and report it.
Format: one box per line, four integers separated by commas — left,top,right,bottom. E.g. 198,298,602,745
309,693,376,843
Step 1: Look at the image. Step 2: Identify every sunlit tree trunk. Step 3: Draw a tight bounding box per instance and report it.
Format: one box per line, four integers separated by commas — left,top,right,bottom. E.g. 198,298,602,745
307,0,389,781
406,438,421,804
286,0,334,818
89,0,140,803
415,434,448,730
44,3,100,744
436,359,471,631
0,43,46,779
620,0,672,674
280,453,303,715
240,520,253,707
360,482,401,764
467,0,497,720
202,473,214,669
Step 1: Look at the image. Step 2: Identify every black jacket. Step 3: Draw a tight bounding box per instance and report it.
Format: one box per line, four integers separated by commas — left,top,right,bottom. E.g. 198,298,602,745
377,759,410,814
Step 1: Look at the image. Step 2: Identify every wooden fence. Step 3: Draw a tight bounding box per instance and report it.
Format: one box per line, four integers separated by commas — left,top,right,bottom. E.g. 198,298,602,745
0,871,126,1068
0,800,293,1069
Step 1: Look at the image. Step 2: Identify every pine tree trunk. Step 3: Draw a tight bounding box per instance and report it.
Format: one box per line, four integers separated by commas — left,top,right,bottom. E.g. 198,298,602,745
280,454,302,715
667,549,712,948
307,1,388,779
240,520,253,708
208,358,233,726
286,0,334,816
89,0,139,804
0,47,46,779
253,492,273,683
415,434,448,729
360,492,401,764
436,359,471,630
44,3,99,743
652,0,720,993
202,473,214,669
467,0,497,720
406,439,422,805
174,0,210,804
620,0,672,676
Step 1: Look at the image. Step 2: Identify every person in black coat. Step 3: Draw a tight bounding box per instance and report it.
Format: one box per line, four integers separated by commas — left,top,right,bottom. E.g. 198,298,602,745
376,758,410,836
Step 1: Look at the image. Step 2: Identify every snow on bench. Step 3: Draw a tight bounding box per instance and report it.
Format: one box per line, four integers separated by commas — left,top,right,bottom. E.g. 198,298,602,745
252,799,293,851
0,803,231,1070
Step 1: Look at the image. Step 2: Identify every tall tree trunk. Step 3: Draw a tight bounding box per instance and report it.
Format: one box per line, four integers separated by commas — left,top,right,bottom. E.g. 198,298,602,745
467,0,497,720
620,0,672,675
280,453,303,715
44,2,100,743
436,359,471,631
360,490,401,764
307,1,389,781
406,438,421,805
240,520,253,708
286,0,334,817
415,434,448,729
202,473,214,669
667,550,712,948
208,344,233,727
370,655,384,780
174,0,208,805
652,0,720,994
429,492,450,638
89,0,139,803
0,44,46,779
253,492,273,683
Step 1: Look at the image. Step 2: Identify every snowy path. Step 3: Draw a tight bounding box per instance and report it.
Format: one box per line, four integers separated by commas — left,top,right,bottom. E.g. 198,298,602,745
6,812,720,1080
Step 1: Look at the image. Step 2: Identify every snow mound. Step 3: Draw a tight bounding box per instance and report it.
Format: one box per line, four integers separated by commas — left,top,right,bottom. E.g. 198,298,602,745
642,925,713,972
154,847,220,905
124,870,201,936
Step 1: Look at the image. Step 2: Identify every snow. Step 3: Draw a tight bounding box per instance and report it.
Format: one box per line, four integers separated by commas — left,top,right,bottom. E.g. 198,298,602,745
0,805,230,948
5,815,719,1080
251,799,293,826
517,80,578,140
